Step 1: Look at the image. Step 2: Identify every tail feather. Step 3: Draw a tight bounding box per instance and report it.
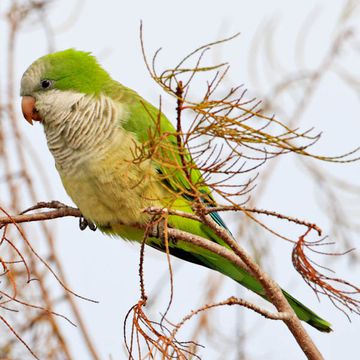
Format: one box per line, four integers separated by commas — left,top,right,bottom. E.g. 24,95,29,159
283,291,332,332
209,253,332,332
148,237,332,333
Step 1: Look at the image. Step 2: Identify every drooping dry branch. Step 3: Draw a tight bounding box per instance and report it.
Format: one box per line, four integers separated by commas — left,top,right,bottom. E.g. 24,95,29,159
122,209,319,359
1,202,340,359
1,5,359,359
293,230,360,316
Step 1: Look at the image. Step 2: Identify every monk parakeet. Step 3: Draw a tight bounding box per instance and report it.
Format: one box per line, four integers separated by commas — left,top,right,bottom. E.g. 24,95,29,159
20,49,331,332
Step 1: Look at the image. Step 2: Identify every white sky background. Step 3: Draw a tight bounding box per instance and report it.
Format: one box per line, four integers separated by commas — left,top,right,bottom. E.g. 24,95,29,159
2,0,360,359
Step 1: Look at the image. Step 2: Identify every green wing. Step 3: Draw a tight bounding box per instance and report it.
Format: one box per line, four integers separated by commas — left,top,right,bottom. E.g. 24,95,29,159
120,87,332,333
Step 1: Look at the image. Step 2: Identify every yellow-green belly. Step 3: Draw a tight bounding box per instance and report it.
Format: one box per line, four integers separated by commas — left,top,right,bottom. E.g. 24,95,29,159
59,144,166,239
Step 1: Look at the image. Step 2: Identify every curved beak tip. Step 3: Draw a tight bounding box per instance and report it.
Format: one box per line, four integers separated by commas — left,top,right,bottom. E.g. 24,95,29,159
23,112,34,125
21,96,42,125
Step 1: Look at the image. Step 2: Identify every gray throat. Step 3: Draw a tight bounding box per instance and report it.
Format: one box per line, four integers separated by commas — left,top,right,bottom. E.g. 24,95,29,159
42,93,121,175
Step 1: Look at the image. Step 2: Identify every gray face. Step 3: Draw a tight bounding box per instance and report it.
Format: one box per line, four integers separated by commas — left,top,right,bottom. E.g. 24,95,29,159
20,56,124,177
20,59,85,126
20,60,49,98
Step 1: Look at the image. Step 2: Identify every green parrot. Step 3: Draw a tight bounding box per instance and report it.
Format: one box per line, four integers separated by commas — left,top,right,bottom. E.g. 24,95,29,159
20,49,331,332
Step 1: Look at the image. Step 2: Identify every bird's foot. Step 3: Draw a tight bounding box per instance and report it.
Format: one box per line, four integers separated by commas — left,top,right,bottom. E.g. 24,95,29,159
153,219,177,247
79,216,97,231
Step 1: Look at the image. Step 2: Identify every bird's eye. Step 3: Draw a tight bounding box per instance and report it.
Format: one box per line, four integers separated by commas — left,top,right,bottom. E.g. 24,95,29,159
40,79,53,89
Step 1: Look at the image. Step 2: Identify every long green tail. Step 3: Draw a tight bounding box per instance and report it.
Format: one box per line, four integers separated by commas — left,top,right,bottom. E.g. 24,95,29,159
148,236,332,333
282,290,332,332
199,247,332,332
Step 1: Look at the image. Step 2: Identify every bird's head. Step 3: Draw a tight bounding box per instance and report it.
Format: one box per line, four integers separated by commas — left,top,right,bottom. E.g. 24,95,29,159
20,49,113,125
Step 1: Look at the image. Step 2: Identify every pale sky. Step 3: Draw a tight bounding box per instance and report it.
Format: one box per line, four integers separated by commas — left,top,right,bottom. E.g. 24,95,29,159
3,0,360,359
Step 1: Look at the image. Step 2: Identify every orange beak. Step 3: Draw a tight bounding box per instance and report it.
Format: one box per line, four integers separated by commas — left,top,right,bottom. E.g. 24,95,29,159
21,96,42,125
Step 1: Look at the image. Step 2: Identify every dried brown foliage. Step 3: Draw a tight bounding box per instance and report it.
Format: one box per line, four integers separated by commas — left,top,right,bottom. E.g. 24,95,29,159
118,19,360,359
0,1,360,360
